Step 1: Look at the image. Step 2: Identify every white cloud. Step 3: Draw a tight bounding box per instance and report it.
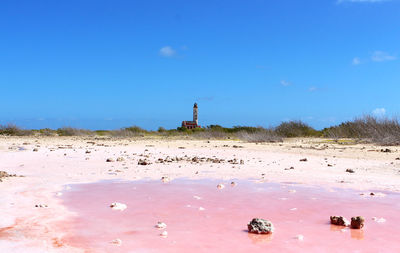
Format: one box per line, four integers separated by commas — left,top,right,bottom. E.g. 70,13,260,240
371,51,397,62
280,80,291,86
159,46,176,57
352,57,361,65
372,108,386,117
308,86,317,92
337,0,389,3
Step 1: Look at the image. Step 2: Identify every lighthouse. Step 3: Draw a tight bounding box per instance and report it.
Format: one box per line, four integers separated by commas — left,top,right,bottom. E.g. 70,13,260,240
193,103,198,125
181,103,201,129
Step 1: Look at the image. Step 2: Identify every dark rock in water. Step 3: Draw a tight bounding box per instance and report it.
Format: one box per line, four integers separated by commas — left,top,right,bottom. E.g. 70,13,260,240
299,158,308,162
330,216,349,226
247,218,274,234
351,216,365,229
346,169,355,173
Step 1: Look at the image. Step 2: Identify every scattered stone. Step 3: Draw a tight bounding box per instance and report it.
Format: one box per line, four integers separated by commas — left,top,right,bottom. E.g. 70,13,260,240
116,157,125,162
160,231,168,237
351,216,365,229
110,239,122,246
372,217,386,223
0,171,18,182
330,216,350,226
33,148,39,152
230,181,237,187
217,184,225,189
178,147,186,149
161,176,170,183
346,169,355,173
85,150,91,154
155,222,167,229
395,157,400,160
381,148,392,153
299,158,308,162
138,159,150,165
247,218,274,234
285,166,295,170
233,145,243,148
35,204,48,208
106,158,115,162
110,202,127,211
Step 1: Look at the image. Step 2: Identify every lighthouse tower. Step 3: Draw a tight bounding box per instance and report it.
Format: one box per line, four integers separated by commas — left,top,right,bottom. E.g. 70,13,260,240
193,103,198,125
181,103,200,129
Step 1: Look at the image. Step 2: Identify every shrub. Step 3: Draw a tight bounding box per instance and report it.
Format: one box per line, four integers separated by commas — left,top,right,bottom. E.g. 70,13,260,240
57,127,93,136
275,121,319,137
323,115,400,145
0,124,32,136
236,130,282,143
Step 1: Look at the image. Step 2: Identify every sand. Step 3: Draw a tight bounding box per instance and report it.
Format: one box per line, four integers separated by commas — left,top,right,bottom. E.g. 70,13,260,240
0,136,399,252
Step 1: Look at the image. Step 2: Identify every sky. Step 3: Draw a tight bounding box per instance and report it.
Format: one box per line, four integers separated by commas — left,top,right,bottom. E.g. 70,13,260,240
0,0,399,130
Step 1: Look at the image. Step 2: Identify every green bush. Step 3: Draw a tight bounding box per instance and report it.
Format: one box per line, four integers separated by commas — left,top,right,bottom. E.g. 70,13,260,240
275,121,320,137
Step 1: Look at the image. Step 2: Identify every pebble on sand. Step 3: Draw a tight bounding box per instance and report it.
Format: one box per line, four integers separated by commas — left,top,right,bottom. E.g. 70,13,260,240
155,222,167,229
217,184,225,189
110,239,122,246
372,217,386,223
161,176,170,183
110,202,127,211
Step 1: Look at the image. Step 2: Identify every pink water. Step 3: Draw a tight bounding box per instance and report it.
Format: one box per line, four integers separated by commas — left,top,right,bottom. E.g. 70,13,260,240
60,179,400,252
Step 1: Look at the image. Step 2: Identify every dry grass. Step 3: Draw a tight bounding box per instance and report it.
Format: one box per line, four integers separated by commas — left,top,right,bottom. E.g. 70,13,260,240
236,130,282,143
0,124,32,136
323,115,400,146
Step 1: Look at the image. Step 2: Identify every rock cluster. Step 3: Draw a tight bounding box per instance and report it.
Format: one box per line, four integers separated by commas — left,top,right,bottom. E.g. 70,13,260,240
138,159,151,165
351,216,365,229
247,218,274,234
330,216,349,226
0,171,18,182
330,215,365,229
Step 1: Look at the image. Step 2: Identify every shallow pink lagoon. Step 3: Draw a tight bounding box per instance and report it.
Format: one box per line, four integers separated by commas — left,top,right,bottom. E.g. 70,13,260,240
60,179,400,253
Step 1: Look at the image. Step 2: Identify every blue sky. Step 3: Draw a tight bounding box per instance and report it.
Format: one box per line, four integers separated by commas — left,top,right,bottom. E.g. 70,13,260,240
0,0,399,130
